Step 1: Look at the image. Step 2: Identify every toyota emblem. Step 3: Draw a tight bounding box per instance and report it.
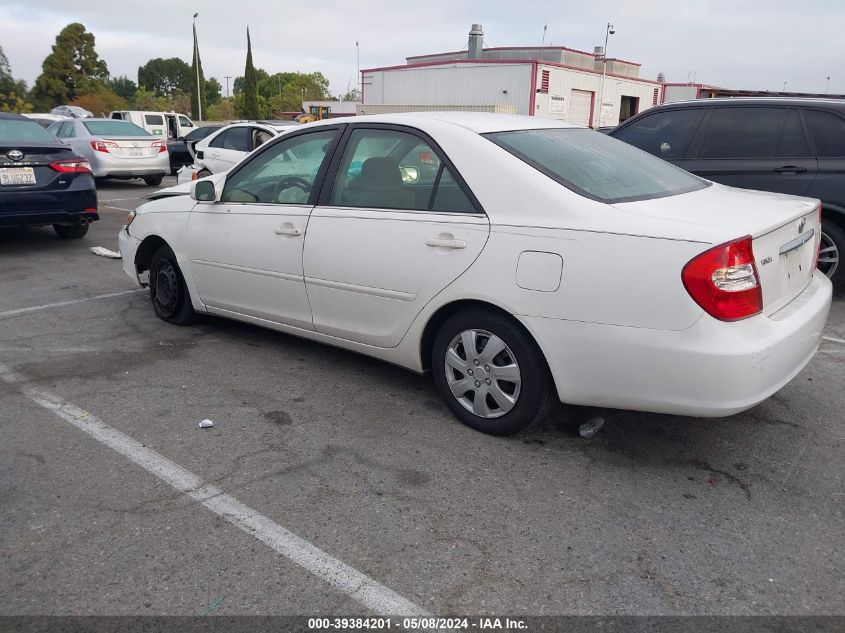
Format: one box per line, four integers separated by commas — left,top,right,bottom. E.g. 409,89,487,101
7,149,23,161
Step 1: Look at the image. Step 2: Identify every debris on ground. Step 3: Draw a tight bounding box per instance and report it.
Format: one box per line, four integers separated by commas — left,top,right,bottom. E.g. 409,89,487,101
579,416,605,438
198,419,214,428
90,246,121,259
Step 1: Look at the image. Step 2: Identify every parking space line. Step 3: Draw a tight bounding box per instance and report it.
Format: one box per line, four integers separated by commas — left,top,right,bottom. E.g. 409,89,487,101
822,336,845,345
100,205,134,212
0,289,144,319
0,361,430,618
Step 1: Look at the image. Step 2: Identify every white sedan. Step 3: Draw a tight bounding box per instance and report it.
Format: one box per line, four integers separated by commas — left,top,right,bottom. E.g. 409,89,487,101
193,120,299,176
118,112,832,435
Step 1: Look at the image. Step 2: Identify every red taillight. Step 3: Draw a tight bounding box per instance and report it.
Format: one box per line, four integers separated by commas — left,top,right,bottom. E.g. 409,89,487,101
152,140,167,153
682,235,763,321
90,140,118,153
51,159,91,174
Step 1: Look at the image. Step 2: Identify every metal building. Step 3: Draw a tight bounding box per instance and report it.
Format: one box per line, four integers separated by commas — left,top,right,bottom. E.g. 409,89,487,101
360,24,662,127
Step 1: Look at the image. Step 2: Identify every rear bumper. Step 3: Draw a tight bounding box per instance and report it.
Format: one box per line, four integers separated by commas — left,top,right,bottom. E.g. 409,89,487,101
89,152,169,178
523,270,833,417
0,210,99,228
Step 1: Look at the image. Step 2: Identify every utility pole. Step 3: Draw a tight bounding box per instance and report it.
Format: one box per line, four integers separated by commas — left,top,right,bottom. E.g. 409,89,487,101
597,22,615,128
825,76,830,94
224,75,232,98
356,40,361,101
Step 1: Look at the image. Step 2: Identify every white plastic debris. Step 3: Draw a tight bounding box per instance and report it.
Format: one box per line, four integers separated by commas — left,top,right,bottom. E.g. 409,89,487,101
90,246,121,259
579,416,605,438
198,419,214,429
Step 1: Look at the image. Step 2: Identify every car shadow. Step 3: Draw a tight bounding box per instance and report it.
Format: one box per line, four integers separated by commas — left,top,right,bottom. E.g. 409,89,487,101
0,225,90,254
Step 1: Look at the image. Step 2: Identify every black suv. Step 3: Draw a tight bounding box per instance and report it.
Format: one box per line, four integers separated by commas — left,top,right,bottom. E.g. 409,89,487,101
610,98,845,288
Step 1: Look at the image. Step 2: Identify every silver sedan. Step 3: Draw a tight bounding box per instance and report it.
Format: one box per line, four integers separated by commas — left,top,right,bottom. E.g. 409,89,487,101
47,118,169,185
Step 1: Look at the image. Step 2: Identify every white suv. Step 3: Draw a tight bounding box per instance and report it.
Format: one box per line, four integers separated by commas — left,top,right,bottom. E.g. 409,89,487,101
194,121,299,176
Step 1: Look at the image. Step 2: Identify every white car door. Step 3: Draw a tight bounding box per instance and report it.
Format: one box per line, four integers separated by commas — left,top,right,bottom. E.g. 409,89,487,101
303,125,490,347
202,126,251,173
185,127,342,329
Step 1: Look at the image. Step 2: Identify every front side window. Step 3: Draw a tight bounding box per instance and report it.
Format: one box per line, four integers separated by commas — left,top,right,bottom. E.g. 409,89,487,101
804,109,845,157
694,108,807,159
220,129,338,204
83,121,151,137
217,126,251,151
486,128,708,204
179,116,193,127
330,128,476,212
612,108,703,159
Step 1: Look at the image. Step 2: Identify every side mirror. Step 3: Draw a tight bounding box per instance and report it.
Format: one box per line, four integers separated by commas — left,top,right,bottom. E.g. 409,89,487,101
191,179,218,202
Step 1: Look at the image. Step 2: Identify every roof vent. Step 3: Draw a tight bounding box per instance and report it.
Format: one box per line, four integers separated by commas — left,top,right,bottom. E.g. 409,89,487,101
468,24,484,59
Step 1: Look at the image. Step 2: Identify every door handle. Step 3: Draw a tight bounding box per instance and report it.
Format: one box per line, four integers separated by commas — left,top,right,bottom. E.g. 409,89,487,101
426,237,466,249
774,166,807,174
275,225,302,236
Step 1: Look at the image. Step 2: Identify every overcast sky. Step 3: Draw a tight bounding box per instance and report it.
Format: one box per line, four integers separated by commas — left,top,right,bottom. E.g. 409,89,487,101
2,0,843,98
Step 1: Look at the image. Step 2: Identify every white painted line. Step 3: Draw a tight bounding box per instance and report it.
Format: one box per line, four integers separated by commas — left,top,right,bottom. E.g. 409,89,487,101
0,362,430,618
0,289,144,319
100,205,134,212
822,336,845,345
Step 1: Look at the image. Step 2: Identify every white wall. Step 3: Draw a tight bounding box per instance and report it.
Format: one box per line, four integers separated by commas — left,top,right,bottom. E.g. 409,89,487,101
534,64,660,126
363,63,532,115
662,85,699,103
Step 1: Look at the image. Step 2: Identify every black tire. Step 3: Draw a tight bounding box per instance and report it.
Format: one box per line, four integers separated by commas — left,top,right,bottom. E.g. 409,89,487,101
432,309,556,436
149,245,197,325
819,218,844,290
143,175,164,186
197,169,212,179
54,223,89,239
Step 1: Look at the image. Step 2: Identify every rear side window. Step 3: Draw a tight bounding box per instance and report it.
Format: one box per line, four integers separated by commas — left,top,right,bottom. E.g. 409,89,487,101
803,110,845,157
83,121,151,137
612,108,703,159
486,128,708,204
0,118,57,143
694,108,808,159
144,114,164,125
210,127,251,151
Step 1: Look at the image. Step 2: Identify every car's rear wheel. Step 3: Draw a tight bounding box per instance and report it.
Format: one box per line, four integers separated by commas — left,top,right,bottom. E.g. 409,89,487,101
143,175,164,186
432,310,556,435
819,219,843,289
149,245,196,325
53,223,89,239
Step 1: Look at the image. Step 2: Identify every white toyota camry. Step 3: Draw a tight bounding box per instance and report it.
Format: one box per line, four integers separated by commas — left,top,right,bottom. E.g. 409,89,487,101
119,112,832,435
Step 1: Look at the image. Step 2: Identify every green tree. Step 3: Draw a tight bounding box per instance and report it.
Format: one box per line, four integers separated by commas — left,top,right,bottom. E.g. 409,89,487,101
70,85,126,117
207,97,235,121
233,68,267,96
337,87,360,102
132,87,170,112
0,46,33,113
205,77,222,106
32,23,109,109
138,58,191,97
242,28,259,119
190,22,206,120
106,75,137,102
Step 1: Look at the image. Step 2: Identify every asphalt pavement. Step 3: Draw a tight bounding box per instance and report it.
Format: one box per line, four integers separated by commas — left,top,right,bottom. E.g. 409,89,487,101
1,177,843,619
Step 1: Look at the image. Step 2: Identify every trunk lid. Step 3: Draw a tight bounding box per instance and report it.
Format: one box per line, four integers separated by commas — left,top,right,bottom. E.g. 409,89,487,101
99,137,162,159
614,182,821,315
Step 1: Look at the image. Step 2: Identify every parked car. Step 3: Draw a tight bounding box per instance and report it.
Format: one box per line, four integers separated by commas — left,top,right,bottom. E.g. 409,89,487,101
193,121,299,176
51,105,93,118
0,112,97,238
118,112,832,435
167,125,223,174
109,110,196,142
21,113,70,128
48,118,169,186
610,98,845,288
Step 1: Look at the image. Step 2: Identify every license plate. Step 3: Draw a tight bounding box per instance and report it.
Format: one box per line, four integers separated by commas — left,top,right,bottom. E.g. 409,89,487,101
0,167,36,186
128,148,143,157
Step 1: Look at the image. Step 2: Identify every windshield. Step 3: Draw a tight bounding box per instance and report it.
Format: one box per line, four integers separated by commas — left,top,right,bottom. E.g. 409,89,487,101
485,128,708,203
83,120,152,137
0,118,58,143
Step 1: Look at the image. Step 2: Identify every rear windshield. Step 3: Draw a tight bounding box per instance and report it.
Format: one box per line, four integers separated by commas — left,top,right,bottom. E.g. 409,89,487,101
485,128,708,203
0,118,57,143
83,121,151,137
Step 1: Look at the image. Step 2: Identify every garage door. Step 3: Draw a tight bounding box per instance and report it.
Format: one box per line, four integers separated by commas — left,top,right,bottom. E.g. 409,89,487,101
569,90,593,127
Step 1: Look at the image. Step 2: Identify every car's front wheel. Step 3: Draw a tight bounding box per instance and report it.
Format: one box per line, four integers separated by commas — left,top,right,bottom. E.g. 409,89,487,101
149,245,196,325
53,223,89,239
432,309,556,435
819,219,843,289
